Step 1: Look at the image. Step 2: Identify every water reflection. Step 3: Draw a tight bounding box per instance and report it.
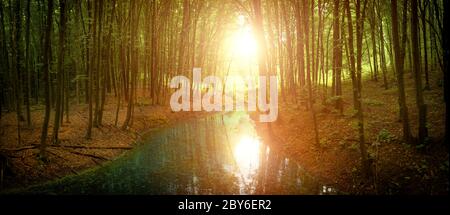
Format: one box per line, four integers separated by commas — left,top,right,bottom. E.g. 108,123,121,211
234,136,260,180
23,112,336,195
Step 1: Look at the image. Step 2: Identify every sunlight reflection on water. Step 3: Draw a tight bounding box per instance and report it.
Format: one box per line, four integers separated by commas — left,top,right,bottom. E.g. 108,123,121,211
233,135,261,189
22,112,337,195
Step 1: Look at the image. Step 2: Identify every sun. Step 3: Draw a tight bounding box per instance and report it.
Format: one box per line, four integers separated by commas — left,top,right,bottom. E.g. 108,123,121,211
232,27,258,58
231,16,258,59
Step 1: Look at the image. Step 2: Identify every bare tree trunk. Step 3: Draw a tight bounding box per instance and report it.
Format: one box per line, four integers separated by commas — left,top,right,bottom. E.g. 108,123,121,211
94,0,104,127
303,0,320,147
11,0,23,144
411,0,429,145
122,0,140,130
421,1,430,90
86,0,95,139
333,0,343,114
443,0,449,148
391,0,413,144
52,0,67,145
24,0,31,128
345,0,370,177
378,2,389,89
369,3,378,81
294,1,305,87
40,0,54,158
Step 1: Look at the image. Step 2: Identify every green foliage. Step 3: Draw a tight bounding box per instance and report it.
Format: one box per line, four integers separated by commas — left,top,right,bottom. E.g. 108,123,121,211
348,143,358,151
350,120,360,130
376,129,393,143
346,109,358,118
319,138,328,148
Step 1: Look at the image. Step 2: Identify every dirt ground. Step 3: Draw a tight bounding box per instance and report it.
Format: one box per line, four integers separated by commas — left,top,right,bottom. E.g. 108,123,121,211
0,94,211,191
253,71,448,194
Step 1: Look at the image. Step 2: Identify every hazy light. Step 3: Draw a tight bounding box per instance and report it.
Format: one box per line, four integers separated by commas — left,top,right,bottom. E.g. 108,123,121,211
231,23,258,59
233,135,261,178
237,14,246,26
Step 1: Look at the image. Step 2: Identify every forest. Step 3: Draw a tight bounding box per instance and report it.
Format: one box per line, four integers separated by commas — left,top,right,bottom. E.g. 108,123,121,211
0,0,448,195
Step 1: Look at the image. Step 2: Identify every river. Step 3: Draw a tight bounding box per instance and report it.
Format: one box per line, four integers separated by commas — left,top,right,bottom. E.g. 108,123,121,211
21,112,336,195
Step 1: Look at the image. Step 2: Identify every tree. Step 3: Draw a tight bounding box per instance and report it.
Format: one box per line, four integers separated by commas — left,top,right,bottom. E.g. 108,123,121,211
391,0,413,144
122,0,140,130
420,0,430,90
303,0,320,147
411,0,429,145
24,0,31,128
345,0,370,177
333,0,343,114
11,0,23,144
52,0,68,144
377,2,389,89
39,0,54,158
443,0,449,147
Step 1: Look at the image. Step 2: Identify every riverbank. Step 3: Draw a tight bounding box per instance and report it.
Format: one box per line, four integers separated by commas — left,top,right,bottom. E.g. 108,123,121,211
252,74,448,194
0,95,212,191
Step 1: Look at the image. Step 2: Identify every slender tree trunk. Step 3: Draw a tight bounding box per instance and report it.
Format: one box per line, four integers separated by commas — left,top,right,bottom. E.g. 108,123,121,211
24,0,31,128
421,1,430,90
86,1,95,139
122,0,140,129
443,0,449,148
378,2,389,89
345,0,370,177
411,0,429,145
370,4,378,81
12,0,23,144
294,1,305,87
52,0,67,145
356,0,368,92
391,0,413,144
40,0,54,158
333,0,343,114
94,0,104,127
303,0,320,147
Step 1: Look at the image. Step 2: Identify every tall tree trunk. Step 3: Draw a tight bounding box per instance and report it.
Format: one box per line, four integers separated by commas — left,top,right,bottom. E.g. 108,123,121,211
303,0,320,147
345,0,370,177
370,3,378,81
40,0,54,158
86,0,95,139
24,0,31,128
391,0,413,144
51,0,67,145
12,0,23,144
94,0,104,127
122,0,140,129
280,0,296,100
378,2,389,89
0,1,10,115
421,1,430,90
443,0,449,148
294,1,305,87
411,0,429,145
356,0,367,92
333,0,343,114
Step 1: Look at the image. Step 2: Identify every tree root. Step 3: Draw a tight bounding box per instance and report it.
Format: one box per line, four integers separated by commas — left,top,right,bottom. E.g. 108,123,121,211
61,148,110,161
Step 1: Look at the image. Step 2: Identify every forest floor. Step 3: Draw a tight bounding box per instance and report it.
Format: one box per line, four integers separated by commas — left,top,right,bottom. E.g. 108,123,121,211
0,94,212,191
0,72,448,194
253,70,448,194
